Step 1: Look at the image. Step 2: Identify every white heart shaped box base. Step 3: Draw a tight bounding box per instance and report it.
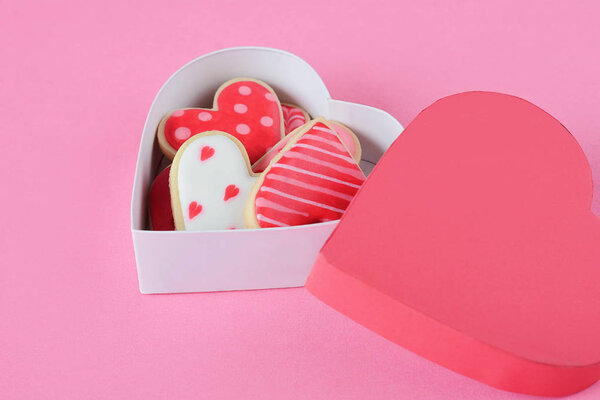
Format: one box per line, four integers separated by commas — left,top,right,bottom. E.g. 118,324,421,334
131,47,403,293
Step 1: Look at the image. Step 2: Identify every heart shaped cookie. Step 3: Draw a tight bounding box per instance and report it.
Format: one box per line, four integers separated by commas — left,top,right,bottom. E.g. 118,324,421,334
246,118,365,228
170,132,257,230
281,103,310,133
330,121,361,162
252,120,362,173
158,78,284,164
306,92,600,396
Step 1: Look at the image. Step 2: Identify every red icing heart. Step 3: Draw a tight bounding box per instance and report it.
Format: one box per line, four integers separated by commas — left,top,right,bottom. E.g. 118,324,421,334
306,92,600,397
200,145,215,161
248,119,365,228
159,79,283,164
188,201,203,219
224,184,239,201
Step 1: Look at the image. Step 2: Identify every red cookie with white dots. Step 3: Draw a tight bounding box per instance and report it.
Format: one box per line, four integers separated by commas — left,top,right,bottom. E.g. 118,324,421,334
157,78,285,164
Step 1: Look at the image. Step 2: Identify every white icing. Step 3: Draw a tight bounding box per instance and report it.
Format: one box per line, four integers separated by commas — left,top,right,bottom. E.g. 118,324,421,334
176,134,256,230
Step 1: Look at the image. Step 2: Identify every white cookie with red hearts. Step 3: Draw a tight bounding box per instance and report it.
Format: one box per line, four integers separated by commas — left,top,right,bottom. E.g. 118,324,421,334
170,132,258,230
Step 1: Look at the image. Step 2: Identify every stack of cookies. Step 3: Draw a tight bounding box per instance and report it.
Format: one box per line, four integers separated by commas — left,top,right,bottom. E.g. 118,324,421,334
149,78,364,231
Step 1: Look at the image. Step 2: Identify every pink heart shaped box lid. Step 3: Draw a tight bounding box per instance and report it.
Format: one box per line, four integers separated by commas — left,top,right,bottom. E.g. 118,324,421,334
306,92,600,397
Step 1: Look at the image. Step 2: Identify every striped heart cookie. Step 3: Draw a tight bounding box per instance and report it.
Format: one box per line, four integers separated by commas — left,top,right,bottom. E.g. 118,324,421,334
170,132,258,230
330,121,362,163
158,78,284,164
246,118,365,228
281,103,310,133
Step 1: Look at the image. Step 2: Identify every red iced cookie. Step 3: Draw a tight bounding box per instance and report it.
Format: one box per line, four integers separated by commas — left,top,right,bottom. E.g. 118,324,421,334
157,78,284,164
281,103,309,133
148,165,174,230
246,118,365,228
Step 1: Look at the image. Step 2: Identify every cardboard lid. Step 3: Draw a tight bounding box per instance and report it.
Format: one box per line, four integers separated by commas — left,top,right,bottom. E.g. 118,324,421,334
306,92,600,397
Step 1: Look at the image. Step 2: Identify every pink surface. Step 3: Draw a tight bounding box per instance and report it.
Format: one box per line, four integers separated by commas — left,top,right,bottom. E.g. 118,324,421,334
1,1,599,399
307,92,600,396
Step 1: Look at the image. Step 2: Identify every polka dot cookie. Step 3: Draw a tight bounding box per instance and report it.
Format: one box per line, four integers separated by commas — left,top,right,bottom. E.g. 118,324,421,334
157,78,285,164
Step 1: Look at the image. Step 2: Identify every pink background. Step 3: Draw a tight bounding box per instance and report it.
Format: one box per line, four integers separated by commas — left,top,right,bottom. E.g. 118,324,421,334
1,0,599,399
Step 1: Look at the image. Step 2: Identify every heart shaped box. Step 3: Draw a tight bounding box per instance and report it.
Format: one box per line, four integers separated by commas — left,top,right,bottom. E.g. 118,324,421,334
130,47,403,294
132,47,600,397
307,92,600,397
